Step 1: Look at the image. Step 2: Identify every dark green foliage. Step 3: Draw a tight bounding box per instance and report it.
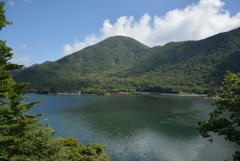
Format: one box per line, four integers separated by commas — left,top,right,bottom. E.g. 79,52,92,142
3,121,65,161
0,2,12,30
196,72,240,160
59,137,110,161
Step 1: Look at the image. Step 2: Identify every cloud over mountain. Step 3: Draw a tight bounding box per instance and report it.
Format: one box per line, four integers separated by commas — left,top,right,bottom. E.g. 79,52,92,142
11,56,31,64
63,0,240,55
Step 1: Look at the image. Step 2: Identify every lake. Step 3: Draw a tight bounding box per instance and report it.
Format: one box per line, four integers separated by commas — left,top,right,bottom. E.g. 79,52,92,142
27,93,238,161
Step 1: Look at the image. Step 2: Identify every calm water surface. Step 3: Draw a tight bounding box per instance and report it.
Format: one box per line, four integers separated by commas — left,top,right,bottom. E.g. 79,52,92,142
27,94,238,161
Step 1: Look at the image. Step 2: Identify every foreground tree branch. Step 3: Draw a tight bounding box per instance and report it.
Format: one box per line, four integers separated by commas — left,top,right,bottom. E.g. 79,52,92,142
197,71,240,160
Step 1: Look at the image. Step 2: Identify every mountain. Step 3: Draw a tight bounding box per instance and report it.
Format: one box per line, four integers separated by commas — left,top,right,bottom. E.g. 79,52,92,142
13,36,150,92
55,36,150,74
117,27,240,93
13,28,240,94
28,63,39,68
28,61,52,68
41,61,52,65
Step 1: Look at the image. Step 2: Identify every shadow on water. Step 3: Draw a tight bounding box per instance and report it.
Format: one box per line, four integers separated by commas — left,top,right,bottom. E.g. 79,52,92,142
64,95,200,139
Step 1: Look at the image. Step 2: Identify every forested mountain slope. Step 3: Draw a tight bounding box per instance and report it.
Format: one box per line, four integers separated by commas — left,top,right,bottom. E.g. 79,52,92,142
13,36,150,93
13,28,240,94
118,27,240,93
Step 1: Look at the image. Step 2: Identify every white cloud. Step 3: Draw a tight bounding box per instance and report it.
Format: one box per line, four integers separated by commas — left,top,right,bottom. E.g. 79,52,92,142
63,34,98,55
63,0,240,55
8,0,14,6
18,44,28,49
8,0,33,6
11,56,31,64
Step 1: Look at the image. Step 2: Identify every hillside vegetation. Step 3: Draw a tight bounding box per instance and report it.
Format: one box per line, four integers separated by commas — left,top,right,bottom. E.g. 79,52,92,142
13,27,240,95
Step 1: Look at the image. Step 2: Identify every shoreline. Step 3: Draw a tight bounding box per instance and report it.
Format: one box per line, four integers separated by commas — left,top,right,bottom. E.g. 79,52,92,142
48,93,97,96
46,92,208,97
160,93,208,97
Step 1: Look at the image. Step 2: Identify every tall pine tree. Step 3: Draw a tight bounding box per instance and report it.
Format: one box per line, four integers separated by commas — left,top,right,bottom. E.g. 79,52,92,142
0,2,110,160
0,2,65,160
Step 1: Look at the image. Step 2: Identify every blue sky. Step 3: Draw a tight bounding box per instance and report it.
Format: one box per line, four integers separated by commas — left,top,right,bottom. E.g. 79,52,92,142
2,0,240,66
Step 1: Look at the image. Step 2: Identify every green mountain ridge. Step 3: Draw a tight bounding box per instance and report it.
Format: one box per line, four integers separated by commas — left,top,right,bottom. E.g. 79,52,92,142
29,61,52,68
122,27,240,93
56,36,150,74
13,28,240,94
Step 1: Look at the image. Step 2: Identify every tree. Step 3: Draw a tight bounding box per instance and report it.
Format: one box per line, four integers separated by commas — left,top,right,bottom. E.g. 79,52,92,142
0,2,110,160
0,2,63,160
196,71,240,160
58,137,110,161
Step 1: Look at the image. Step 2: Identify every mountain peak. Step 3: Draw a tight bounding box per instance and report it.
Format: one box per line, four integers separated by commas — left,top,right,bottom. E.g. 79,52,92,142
95,35,150,49
52,35,150,75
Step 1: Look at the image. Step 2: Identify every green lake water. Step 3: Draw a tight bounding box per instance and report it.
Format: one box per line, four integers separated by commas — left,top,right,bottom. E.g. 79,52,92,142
27,94,238,161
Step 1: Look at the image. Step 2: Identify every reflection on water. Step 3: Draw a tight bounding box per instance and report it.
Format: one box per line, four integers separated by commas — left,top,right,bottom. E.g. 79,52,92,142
28,94,238,161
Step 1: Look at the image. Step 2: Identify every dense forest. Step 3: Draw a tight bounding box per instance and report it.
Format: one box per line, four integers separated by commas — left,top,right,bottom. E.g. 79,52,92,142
13,27,240,95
